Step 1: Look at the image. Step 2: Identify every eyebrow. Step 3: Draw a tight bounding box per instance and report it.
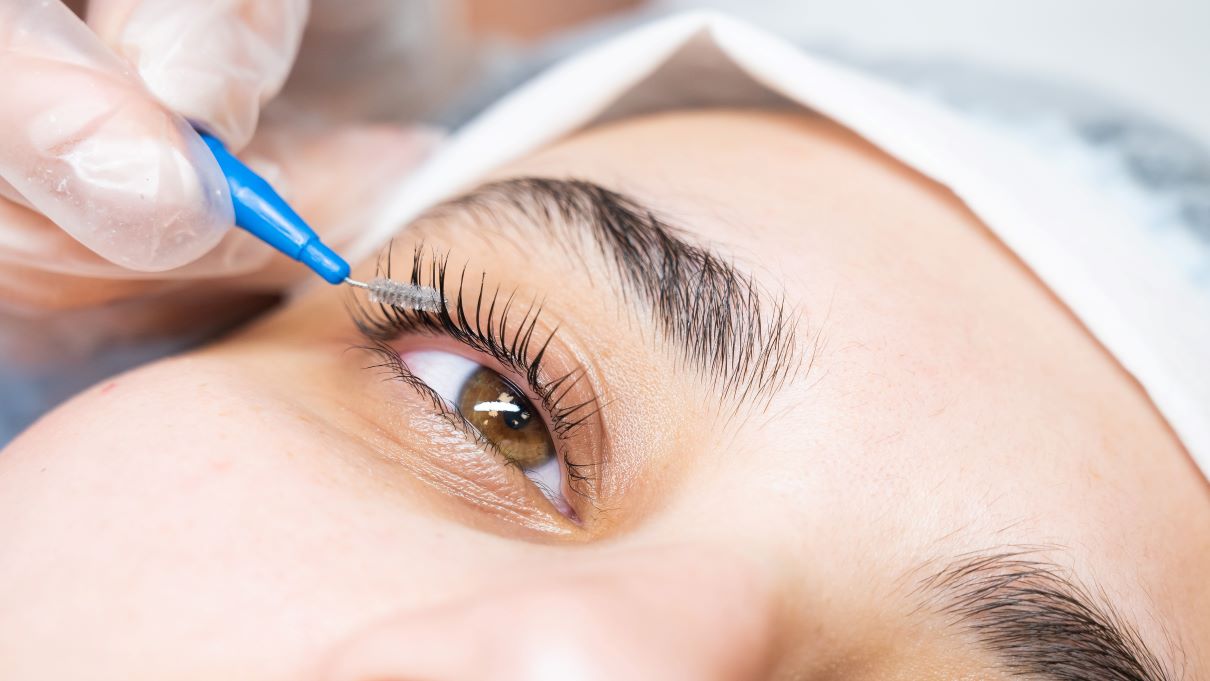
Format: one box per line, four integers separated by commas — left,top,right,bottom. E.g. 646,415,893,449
414,177,804,407
917,549,1180,681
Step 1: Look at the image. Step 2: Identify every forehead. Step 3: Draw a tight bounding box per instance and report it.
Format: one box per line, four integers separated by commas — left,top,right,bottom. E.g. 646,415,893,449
496,111,970,297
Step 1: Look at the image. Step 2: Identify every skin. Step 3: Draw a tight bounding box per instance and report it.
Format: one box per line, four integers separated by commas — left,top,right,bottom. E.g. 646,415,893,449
0,110,1206,680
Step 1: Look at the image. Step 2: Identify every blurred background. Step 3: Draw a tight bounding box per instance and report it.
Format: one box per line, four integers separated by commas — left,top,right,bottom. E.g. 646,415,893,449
460,0,1210,145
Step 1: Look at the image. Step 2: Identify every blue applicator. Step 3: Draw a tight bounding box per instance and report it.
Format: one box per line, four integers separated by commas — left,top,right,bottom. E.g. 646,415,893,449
198,132,441,310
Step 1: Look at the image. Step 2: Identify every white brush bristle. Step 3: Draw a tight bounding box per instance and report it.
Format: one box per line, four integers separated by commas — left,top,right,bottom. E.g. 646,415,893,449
366,277,444,311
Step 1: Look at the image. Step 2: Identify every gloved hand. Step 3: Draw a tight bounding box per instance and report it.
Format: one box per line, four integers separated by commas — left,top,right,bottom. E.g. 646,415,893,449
0,0,448,313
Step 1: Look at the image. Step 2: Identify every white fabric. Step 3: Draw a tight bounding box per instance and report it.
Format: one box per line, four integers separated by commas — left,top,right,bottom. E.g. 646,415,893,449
349,11,1210,479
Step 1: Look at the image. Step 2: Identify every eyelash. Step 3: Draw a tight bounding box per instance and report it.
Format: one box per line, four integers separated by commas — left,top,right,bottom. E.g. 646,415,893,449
351,243,601,496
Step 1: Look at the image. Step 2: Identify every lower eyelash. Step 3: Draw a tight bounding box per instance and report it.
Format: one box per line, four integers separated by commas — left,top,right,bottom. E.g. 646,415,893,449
358,339,509,456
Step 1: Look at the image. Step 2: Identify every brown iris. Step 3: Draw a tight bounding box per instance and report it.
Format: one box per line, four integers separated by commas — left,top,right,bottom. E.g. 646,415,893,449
457,366,555,469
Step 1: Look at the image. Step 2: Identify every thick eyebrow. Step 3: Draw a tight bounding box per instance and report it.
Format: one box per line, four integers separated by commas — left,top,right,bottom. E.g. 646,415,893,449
415,177,803,406
916,549,1180,681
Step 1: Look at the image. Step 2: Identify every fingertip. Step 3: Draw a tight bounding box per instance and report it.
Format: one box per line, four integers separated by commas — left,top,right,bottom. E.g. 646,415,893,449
65,113,236,272
0,2,237,272
88,0,311,151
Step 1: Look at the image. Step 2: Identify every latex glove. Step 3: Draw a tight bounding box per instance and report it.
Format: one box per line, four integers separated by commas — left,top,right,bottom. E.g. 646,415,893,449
0,0,247,275
88,0,317,150
0,0,446,314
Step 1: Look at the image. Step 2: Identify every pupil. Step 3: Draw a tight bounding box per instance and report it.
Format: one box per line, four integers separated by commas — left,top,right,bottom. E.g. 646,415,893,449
503,407,531,430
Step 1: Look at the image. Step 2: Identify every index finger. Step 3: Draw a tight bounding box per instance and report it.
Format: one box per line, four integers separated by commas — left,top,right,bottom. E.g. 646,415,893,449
0,0,232,271
87,0,310,150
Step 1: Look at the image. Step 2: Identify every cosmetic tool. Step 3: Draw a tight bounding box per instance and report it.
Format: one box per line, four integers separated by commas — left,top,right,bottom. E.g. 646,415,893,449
199,132,441,311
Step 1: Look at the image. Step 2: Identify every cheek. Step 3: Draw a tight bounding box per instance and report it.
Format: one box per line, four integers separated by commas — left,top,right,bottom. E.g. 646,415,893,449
0,357,500,676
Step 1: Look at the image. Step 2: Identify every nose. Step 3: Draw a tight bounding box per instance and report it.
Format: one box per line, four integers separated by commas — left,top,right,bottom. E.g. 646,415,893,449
321,546,774,681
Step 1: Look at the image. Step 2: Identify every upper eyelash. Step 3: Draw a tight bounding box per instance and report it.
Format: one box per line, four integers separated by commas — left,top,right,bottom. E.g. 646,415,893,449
351,242,601,438
349,242,603,493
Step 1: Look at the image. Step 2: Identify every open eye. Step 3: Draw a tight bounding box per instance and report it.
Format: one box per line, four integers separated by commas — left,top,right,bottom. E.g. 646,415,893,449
400,349,575,519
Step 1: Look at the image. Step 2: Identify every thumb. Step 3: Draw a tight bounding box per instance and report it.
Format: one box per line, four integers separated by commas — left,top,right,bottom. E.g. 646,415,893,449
0,0,233,272
87,0,310,150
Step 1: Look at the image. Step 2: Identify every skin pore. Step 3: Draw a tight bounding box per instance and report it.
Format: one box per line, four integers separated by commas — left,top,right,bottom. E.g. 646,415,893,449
0,110,1206,680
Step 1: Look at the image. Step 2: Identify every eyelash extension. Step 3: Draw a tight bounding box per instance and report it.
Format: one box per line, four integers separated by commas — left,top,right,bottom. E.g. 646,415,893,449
349,243,602,494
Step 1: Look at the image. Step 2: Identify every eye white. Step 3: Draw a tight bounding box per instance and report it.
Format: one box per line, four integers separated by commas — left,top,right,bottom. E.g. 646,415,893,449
400,350,478,403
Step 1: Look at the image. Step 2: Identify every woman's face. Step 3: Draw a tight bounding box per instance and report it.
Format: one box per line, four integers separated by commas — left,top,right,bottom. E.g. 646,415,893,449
2,111,1207,680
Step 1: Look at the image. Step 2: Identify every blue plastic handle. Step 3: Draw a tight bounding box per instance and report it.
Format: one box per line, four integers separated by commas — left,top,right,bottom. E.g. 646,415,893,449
199,132,350,284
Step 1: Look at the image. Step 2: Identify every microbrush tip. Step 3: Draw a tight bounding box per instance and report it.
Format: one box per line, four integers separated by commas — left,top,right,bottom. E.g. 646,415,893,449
345,277,444,312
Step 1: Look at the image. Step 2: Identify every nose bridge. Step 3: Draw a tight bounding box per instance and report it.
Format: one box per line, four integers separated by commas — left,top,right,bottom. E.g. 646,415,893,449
322,545,775,681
